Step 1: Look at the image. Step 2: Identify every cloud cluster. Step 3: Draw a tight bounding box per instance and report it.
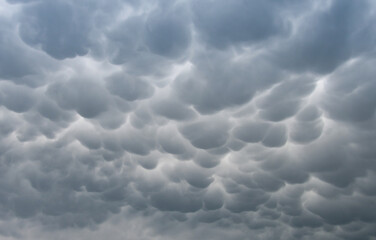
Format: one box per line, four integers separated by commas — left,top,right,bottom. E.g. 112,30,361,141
0,0,376,239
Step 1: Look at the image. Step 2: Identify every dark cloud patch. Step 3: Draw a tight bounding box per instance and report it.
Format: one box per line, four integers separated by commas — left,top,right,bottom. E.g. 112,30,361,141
178,163,214,189
0,21,37,80
192,150,222,168
179,119,229,149
321,58,376,123
144,3,191,58
257,76,316,121
157,125,192,155
295,105,321,122
105,16,145,65
289,120,323,144
36,96,75,123
306,194,376,225
289,210,323,229
0,83,36,113
133,152,160,170
120,126,156,156
225,189,270,213
151,97,196,121
105,13,180,78
106,72,154,102
203,187,224,211
0,0,375,239
18,1,92,59
356,172,376,196
76,129,102,150
6,0,40,3
233,121,271,143
0,144,130,229
191,0,287,48
271,0,375,73
252,171,285,192
150,186,202,213
261,124,287,148
0,113,20,137
299,134,347,173
47,79,110,118
272,160,309,184
174,52,284,113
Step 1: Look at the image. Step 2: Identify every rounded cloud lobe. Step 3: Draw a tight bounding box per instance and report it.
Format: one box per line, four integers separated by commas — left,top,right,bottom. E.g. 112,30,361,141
1,0,376,239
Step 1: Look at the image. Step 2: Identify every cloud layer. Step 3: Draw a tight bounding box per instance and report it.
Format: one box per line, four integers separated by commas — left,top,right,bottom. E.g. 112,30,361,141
0,0,376,239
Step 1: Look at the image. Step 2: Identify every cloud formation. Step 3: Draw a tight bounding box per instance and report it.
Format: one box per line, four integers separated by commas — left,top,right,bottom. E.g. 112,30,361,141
0,0,376,239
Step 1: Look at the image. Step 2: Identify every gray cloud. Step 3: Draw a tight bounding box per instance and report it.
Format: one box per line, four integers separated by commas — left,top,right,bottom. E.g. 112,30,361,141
191,0,287,48
106,72,154,102
47,78,110,118
18,1,92,59
179,119,229,149
0,0,375,239
144,2,191,58
270,0,376,73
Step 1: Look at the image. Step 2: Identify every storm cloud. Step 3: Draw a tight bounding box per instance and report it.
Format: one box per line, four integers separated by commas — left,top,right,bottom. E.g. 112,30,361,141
0,0,376,239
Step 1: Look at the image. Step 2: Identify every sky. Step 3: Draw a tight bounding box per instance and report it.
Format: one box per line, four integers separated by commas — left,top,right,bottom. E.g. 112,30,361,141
0,0,376,239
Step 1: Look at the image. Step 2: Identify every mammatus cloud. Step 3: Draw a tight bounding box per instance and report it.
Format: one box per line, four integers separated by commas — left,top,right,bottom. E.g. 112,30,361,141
0,0,376,239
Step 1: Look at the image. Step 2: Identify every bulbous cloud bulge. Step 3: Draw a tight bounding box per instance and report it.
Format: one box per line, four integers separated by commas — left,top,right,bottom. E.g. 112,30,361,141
0,0,376,239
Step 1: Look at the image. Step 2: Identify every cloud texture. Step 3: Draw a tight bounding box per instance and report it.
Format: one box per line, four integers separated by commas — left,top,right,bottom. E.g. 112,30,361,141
0,0,376,239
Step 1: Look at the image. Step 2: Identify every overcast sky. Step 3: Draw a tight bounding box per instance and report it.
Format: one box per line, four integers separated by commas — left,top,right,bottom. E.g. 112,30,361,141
0,0,376,239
